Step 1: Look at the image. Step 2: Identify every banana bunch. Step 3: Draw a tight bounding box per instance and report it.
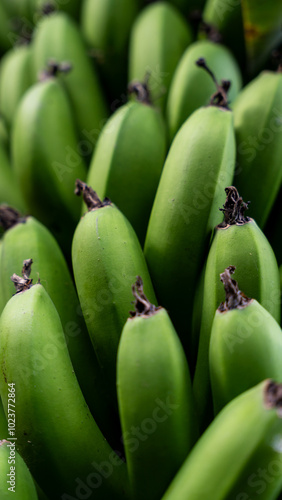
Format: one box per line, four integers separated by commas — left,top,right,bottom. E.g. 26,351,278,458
0,0,282,498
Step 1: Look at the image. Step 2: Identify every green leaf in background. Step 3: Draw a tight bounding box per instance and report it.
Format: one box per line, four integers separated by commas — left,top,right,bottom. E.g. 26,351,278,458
241,0,282,75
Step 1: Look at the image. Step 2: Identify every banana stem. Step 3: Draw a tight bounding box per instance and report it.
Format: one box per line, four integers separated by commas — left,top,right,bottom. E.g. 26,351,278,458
196,58,231,108
130,276,160,317
264,381,282,414
218,266,251,312
218,186,250,227
0,205,26,231
74,179,111,211
128,73,152,105
10,258,34,294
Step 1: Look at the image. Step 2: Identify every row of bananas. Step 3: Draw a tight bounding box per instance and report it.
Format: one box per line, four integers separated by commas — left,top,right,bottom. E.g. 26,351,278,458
0,0,282,499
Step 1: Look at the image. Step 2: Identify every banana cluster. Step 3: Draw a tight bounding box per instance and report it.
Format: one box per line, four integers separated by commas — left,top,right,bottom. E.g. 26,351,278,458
0,1,282,499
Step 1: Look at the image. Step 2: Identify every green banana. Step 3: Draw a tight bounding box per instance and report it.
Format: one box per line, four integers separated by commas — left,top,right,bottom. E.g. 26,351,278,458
166,38,242,142
72,180,157,412
232,66,282,229
80,0,139,100
193,186,281,432
210,265,282,415
144,60,236,358
86,80,167,245
202,0,246,73
0,43,33,133
0,3,16,54
162,379,282,500
0,261,130,500
0,141,27,213
0,205,117,448
0,440,39,499
31,9,109,158
11,72,87,260
0,399,7,439
117,276,198,500
128,1,193,114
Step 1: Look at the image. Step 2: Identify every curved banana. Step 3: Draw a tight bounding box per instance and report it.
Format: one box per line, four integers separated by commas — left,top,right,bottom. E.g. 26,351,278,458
117,276,198,500
86,80,167,245
31,9,109,158
232,66,282,229
72,180,157,411
11,73,87,260
0,262,130,500
166,38,242,142
80,0,139,100
193,186,281,432
144,61,236,357
161,380,282,500
210,265,282,415
0,43,33,133
128,1,193,114
0,205,117,447
0,440,39,499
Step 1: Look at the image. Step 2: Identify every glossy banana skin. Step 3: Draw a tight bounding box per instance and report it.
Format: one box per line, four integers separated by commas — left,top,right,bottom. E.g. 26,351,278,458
144,105,235,355
0,283,130,500
11,77,87,259
117,305,198,500
161,380,282,500
166,39,242,142
0,44,33,133
72,197,157,409
232,70,282,229
80,0,139,100
0,440,39,499
31,10,109,157
128,2,192,114
86,99,167,245
193,218,281,432
0,213,116,445
210,297,282,415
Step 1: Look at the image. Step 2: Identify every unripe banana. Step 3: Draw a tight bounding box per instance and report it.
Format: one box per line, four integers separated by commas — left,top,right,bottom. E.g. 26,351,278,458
117,277,198,500
0,400,7,439
0,206,116,447
80,0,139,100
31,10,109,158
193,186,281,432
232,66,282,229
0,43,33,133
72,180,157,411
0,141,27,214
210,266,282,415
0,262,130,500
128,1,193,114
86,81,167,245
166,38,242,142
144,61,236,357
0,440,39,499
162,380,282,500
0,3,18,54
202,0,246,72
11,73,87,260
